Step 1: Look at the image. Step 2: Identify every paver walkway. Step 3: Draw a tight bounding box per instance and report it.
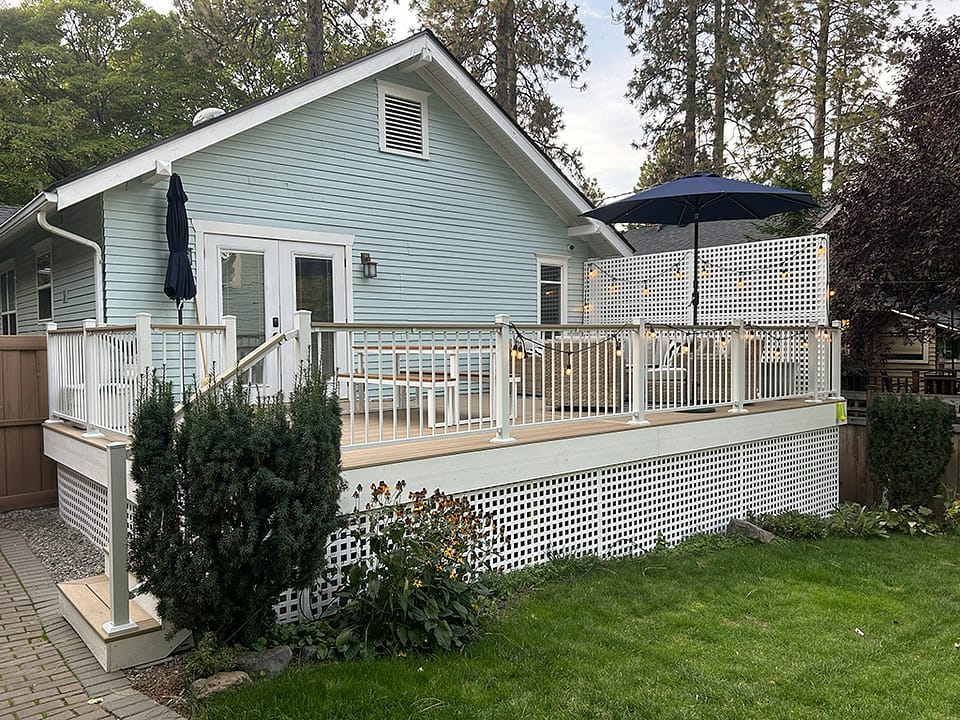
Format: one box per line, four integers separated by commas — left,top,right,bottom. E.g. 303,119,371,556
0,528,181,720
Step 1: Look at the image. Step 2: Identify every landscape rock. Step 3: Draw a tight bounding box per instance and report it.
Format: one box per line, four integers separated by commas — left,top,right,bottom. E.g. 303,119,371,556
191,671,250,700
237,645,293,677
726,518,776,544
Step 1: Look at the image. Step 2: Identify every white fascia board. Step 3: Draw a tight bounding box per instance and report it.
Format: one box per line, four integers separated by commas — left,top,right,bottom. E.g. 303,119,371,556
53,37,433,211
0,193,57,248
420,54,633,258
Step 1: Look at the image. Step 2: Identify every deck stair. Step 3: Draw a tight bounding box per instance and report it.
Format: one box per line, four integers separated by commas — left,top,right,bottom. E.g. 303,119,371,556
57,575,191,671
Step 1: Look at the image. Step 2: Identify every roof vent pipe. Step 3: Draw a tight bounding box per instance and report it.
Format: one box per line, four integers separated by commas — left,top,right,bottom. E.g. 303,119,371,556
192,108,226,126
36,209,104,324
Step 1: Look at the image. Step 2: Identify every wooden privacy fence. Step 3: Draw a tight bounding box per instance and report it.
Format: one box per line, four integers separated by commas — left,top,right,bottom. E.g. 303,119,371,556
0,336,56,510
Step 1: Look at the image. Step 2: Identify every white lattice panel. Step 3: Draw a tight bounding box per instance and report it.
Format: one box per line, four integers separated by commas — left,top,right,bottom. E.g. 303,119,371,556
587,234,829,326
54,424,838,625
274,427,838,622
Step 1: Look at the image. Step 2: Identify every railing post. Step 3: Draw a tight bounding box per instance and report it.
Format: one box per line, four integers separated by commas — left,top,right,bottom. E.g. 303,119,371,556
294,310,312,369
223,315,237,371
135,312,152,375
45,322,61,423
82,319,103,438
629,318,649,425
102,441,137,636
729,320,748,414
806,325,822,402
490,313,516,444
830,320,844,400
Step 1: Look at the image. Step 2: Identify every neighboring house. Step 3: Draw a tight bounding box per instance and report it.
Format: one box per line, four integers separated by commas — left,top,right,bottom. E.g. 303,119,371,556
0,33,844,672
624,218,776,256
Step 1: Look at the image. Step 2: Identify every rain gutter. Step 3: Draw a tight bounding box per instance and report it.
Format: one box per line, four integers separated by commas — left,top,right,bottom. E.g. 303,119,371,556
36,192,105,324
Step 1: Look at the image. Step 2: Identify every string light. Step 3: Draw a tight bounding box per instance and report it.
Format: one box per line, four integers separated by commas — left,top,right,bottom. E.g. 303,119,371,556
583,303,593,312
674,270,684,280
614,341,623,357
608,284,618,293
779,269,790,280
736,278,746,289
816,244,826,257
588,266,599,279
564,362,573,376
681,342,690,354
828,288,836,297
641,284,651,296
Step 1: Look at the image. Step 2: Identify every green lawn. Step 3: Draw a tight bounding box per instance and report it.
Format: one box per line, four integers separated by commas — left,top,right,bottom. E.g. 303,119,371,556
196,536,960,720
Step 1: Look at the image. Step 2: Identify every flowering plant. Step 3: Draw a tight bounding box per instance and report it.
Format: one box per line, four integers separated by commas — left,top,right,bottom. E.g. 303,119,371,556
325,480,494,657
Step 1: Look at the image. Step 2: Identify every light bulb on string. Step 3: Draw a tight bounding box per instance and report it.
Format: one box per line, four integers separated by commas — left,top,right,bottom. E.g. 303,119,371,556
564,362,573,376
641,284,651,296
583,303,593,313
736,278,746,289
608,284,618,294
614,341,623,358
779,268,790,280
588,266,598,279
816,244,826,257
674,270,684,280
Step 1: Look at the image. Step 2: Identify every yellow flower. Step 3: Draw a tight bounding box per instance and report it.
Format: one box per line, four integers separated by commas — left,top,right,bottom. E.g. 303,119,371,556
413,578,423,588
449,570,457,579
444,547,455,558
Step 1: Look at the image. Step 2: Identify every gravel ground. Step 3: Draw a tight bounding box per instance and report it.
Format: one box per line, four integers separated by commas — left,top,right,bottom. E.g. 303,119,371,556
0,506,104,583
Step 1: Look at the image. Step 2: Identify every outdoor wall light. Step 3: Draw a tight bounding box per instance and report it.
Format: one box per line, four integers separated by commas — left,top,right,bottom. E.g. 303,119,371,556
360,252,378,279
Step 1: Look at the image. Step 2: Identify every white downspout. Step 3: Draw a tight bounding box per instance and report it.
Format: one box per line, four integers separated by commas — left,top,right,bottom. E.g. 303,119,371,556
36,208,105,324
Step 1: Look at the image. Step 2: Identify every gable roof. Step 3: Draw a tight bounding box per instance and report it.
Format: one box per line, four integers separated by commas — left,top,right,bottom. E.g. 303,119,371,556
0,206,16,224
1,32,629,257
625,219,776,255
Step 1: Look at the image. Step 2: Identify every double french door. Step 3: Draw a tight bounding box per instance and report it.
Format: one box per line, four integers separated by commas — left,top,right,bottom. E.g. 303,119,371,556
203,234,348,396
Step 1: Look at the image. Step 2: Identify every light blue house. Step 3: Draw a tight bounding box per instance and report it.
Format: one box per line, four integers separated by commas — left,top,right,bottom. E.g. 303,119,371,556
0,31,629,366
0,33,843,672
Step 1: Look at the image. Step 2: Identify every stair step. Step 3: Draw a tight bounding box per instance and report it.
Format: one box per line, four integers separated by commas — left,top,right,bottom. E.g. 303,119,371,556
58,575,160,641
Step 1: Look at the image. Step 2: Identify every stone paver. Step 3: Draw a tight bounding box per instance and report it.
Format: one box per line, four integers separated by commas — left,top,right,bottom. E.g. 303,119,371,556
0,528,181,720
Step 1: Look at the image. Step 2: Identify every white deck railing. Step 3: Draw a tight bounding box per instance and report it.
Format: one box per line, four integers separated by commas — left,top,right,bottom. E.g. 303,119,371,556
46,312,841,443
46,314,234,437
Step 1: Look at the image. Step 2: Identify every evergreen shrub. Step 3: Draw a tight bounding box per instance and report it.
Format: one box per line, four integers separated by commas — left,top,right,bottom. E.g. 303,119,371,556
866,394,954,508
128,369,343,644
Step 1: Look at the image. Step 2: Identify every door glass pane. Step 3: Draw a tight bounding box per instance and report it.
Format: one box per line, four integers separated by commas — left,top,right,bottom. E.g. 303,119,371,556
221,250,265,384
295,256,334,375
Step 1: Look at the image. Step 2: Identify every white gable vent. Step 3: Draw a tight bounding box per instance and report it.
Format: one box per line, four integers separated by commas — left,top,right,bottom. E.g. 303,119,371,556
378,81,430,159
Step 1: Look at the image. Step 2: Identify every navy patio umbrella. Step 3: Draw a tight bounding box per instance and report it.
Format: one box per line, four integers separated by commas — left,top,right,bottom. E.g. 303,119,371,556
163,173,196,324
582,172,818,324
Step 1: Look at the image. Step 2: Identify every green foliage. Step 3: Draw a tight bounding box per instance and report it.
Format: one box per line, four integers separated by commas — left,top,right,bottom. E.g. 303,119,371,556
866,394,954,508
324,481,493,658
826,502,943,538
826,502,890,538
252,620,338,658
671,532,756,555
481,554,601,601
129,368,344,644
185,632,238,681
943,499,960,534
0,0,221,204
749,510,828,539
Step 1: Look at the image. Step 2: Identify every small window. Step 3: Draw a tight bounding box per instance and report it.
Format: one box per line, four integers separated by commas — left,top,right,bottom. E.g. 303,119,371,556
378,81,429,159
0,262,16,335
536,255,569,329
36,250,52,322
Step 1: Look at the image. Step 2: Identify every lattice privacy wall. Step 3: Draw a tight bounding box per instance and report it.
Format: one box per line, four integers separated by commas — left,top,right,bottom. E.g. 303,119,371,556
274,426,839,623
587,234,829,326
54,426,838,624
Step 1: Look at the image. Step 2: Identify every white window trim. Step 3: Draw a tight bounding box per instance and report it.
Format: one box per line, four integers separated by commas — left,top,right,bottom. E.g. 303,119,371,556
536,254,569,324
0,259,15,335
377,80,430,159
33,238,53,323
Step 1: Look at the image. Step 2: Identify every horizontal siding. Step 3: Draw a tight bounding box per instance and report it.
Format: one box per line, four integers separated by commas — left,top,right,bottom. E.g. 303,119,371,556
102,69,586,325
0,199,102,333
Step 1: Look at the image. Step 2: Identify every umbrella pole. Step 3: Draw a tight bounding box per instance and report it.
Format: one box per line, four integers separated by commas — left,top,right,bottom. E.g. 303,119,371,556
692,215,700,326
178,299,186,400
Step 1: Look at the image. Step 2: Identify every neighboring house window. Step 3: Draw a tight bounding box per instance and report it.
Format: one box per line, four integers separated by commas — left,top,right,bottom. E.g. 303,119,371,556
0,261,15,335
537,255,569,328
35,244,52,322
378,81,430,159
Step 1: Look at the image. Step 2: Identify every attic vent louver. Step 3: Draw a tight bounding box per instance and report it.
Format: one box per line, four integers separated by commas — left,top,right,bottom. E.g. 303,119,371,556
378,81,429,159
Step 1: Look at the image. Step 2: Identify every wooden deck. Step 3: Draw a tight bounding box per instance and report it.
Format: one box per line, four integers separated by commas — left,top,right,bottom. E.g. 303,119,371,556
44,397,833,473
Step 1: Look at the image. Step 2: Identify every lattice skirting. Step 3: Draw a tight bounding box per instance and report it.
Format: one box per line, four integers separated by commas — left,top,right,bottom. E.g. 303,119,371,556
275,426,839,623
57,466,133,551
51,428,838,624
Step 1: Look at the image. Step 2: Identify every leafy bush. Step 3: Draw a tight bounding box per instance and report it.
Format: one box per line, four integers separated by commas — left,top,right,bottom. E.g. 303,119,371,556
944,499,960,534
185,632,237,681
866,394,954,507
750,510,827,539
252,620,339,657
877,506,940,536
129,368,344,644
826,503,889,538
672,532,756,555
325,481,493,658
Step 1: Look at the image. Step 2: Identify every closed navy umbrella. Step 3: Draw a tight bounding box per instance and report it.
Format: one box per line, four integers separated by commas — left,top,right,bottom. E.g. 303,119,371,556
163,173,196,324
582,172,818,324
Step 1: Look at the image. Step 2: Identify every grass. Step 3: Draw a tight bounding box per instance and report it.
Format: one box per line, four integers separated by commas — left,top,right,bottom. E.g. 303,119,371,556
195,535,960,719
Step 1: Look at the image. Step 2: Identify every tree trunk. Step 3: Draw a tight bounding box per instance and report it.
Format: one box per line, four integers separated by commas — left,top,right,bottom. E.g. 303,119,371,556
306,0,325,77
683,0,698,173
494,0,518,116
711,0,728,174
811,0,830,193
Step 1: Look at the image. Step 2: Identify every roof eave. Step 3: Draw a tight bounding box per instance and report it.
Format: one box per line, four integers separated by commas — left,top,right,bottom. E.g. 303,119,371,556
0,193,57,247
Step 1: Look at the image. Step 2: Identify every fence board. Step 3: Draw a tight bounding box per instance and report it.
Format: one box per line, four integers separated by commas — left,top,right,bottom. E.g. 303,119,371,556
0,336,56,510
